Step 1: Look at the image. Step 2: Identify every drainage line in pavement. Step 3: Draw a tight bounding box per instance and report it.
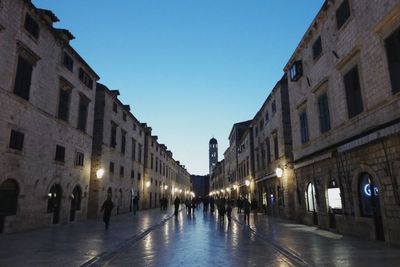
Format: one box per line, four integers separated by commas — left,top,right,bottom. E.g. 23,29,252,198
81,209,182,267
232,216,316,267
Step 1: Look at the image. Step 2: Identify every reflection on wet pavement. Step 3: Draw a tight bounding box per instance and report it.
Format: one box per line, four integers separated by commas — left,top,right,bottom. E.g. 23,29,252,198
103,210,295,267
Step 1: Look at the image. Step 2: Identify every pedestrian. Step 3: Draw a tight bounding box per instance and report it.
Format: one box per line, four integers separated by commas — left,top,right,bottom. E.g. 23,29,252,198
243,197,250,225
218,204,226,223
237,197,243,214
101,195,114,230
226,203,232,222
210,197,215,213
251,198,259,222
174,196,180,216
133,195,139,215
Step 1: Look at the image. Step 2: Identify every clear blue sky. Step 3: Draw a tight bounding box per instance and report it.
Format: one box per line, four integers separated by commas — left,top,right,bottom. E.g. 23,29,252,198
34,0,324,175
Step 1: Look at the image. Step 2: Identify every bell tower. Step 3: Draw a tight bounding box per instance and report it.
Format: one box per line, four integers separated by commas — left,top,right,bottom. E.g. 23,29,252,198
209,138,218,175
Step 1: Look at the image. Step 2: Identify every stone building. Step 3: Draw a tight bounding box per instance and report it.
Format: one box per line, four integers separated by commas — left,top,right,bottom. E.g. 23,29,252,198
251,76,295,219
0,0,98,232
88,83,145,218
285,0,400,244
236,127,254,200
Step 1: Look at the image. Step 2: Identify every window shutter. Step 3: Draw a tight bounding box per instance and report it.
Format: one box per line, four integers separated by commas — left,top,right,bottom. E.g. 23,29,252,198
14,57,33,100
344,66,363,118
385,28,400,94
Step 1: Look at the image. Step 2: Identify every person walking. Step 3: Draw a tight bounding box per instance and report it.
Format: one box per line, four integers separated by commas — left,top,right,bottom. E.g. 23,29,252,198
101,195,114,230
174,196,180,217
226,203,232,222
243,197,250,225
133,195,139,215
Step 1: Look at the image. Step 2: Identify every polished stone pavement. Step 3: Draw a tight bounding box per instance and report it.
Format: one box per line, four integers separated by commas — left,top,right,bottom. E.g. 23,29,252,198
1,206,400,266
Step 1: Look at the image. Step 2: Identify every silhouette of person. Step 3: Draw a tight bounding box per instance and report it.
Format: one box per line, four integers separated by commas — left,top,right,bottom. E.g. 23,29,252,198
101,195,114,230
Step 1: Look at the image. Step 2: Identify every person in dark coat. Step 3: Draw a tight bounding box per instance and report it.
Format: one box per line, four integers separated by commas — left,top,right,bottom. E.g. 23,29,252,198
174,196,180,216
133,195,139,215
226,203,232,222
101,195,114,230
243,197,250,225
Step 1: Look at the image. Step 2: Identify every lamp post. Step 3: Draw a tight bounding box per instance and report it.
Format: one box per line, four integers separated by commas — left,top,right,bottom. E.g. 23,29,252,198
96,168,105,179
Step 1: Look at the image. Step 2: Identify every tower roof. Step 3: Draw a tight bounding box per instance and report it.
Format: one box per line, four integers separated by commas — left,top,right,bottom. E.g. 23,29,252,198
209,137,217,144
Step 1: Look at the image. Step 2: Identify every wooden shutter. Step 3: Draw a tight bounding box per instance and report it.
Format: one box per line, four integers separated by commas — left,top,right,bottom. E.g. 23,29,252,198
14,57,33,100
385,28,400,94
344,66,363,118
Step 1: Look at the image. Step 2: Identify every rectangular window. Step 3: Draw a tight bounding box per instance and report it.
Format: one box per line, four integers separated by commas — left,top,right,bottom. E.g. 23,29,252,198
318,92,331,133
151,153,154,169
63,52,74,72
344,66,363,118
75,152,84,166
133,123,137,131
113,102,118,113
14,56,33,100
121,130,126,154
77,96,89,132
9,130,24,151
55,145,65,162
265,111,269,123
259,119,264,130
336,0,350,30
272,100,277,114
312,36,322,60
289,61,303,82
300,111,310,144
273,134,279,160
120,166,124,177
57,89,70,122
385,26,400,94
137,172,141,181
123,112,127,121
131,170,135,179
156,157,159,172
131,138,136,160
109,162,114,173
24,13,39,39
78,68,93,89
138,144,142,163
266,138,271,164
110,122,117,148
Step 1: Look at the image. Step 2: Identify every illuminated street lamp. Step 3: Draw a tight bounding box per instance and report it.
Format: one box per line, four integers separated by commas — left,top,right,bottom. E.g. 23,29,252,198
226,187,231,193
179,189,182,193
275,167,283,178
164,185,168,190
146,181,151,188
96,168,105,179
245,179,250,187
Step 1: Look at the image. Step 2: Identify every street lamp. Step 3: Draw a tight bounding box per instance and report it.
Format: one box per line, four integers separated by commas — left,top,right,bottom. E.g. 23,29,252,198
146,181,151,188
245,179,250,187
164,185,168,190
96,168,105,179
275,167,283,178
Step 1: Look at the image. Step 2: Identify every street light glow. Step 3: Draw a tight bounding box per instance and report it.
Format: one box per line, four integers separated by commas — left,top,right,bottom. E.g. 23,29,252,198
146,181,151,188
245,179,250,187
96,168,105,179
275,167,283,178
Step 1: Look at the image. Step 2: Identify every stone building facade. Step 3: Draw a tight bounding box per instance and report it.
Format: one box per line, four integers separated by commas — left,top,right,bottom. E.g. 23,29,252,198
87,83,146,218
251,76,296,219
0,0,98,232
285,0,400,244
0,0,190,233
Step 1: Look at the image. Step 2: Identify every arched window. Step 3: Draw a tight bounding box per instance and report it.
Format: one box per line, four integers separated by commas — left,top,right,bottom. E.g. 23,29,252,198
0,179,19,215
359,173,378,217
306,183,317,212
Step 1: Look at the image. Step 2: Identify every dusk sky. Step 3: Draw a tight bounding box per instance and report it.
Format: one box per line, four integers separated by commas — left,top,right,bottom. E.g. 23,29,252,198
33,0,324,175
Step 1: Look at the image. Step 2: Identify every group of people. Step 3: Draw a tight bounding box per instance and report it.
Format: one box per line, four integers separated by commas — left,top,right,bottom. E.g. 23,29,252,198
101,193,260,229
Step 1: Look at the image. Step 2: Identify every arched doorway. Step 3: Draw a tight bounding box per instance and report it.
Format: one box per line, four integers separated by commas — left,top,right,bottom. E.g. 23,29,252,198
306,182,318,225
358,172,385,241
327,179,342,229
0,179,19,233
47,184,62,224
70,186,82,222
